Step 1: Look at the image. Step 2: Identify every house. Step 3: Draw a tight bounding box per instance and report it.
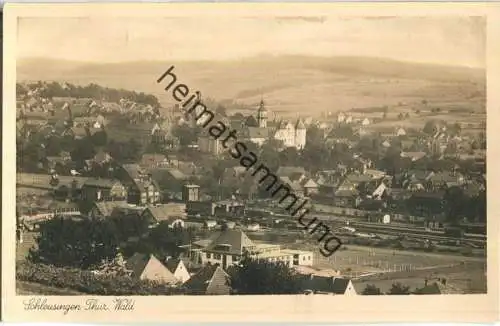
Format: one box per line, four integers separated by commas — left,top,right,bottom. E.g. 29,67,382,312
88,200,129,219
337,112,346,123
214,200,245,217
139,153,169,169
204,220,218,229
407,191,448,217
125,253,179,285
73,116,104,129
279,177,305,197
45,154,72,173
396,127,407,136
400,151,426,162
183,184,200,202
276,166,307,181
85,150,113,168
142,204,187,227
200,229,313,270
301,178,319,196
427,171,465,190
88,201,146,220
150,167,189,193
247,223,260,231
165,258,191,283
80,178,127,202
301,275,357,295
64,126,100,140
334,189,361,208
129,178,162,205
198,135,225,155
118,164,162,205
183,264,232,295
413,279,463,294
369,182,388,200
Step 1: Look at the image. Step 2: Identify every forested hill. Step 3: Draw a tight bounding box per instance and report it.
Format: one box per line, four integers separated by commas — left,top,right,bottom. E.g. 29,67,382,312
17,81,160,108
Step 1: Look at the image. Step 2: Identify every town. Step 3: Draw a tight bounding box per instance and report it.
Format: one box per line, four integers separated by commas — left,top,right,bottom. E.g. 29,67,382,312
16,79,486,296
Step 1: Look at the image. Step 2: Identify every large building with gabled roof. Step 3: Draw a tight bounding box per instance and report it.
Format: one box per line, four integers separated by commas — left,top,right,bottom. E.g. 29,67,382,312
240,99,307,149
197,229,313,270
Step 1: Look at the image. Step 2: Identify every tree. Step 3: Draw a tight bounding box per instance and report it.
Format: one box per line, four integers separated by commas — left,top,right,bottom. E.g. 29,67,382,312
110,213,151,243
423,121,438,135
91,130,108,147
138,224,196,260
71,138,96,162
305,124,324,146
279,147,300,166
172,124,198,147
229,256,302,294
362,284,382,295
386,282,411,295
29,217,120,269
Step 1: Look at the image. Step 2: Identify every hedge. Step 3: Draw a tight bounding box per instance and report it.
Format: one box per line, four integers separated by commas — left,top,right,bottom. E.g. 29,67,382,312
17,262,186,295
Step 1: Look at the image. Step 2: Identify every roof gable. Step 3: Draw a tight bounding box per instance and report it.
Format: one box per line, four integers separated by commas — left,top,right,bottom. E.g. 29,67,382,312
206,229,255,255
184,264,231,295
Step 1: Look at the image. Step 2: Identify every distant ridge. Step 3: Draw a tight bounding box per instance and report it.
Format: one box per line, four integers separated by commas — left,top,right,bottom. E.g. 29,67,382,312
17,55,485,116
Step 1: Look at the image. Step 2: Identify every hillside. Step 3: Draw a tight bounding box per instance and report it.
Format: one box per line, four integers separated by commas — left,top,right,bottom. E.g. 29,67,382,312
17,56,485,117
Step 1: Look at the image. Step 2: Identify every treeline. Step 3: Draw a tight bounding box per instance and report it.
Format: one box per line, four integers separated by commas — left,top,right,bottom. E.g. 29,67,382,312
17,81,160,107
28,216,196,270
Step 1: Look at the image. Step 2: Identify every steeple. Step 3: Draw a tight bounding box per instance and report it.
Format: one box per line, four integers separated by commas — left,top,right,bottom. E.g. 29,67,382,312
256,98,268,128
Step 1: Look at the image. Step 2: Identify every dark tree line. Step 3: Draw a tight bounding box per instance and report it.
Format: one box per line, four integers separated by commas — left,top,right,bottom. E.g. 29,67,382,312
29,216,196,270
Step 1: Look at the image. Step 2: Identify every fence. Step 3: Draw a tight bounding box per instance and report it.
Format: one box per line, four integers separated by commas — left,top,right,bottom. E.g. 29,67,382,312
20,208,81,223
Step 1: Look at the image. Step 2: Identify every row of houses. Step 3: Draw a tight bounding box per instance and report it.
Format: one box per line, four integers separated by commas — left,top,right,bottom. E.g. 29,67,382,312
121,228,356,295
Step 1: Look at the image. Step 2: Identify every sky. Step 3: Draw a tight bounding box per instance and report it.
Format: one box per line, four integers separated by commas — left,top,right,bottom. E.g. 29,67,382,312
17,16,486,68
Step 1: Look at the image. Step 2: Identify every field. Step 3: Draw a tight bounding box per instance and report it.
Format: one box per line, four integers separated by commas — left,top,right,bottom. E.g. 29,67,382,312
288,242,487,294
18,56,485,119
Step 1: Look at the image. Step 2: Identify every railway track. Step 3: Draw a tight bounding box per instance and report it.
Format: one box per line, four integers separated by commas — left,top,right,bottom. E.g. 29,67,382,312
341,225,486,246
348,222,486,240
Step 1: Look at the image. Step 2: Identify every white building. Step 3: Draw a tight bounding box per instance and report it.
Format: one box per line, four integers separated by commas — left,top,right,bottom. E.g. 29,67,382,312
198,135,224,155
337,112,346,123
244,99,307,150
197,229,314,270
165,258,191,283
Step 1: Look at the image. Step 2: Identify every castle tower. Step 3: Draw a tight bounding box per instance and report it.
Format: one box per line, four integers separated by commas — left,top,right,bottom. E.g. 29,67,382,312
295,118,307,149
257,99,268,128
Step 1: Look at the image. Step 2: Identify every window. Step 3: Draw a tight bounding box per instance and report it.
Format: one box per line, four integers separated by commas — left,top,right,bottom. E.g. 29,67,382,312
232,255,239,261
215,254,222,260
206,253,211,259
302,256,306,261
308,256,311,260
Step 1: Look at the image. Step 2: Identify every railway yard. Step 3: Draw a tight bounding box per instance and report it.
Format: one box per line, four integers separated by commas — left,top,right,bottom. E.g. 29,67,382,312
16,173,487,294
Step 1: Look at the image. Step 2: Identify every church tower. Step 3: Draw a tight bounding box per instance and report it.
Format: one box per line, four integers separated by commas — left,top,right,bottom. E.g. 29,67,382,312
256,99,268,128
295,118,307,149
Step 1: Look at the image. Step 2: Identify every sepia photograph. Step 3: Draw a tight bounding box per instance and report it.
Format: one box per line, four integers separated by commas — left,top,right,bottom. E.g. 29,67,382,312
2,2,499,323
